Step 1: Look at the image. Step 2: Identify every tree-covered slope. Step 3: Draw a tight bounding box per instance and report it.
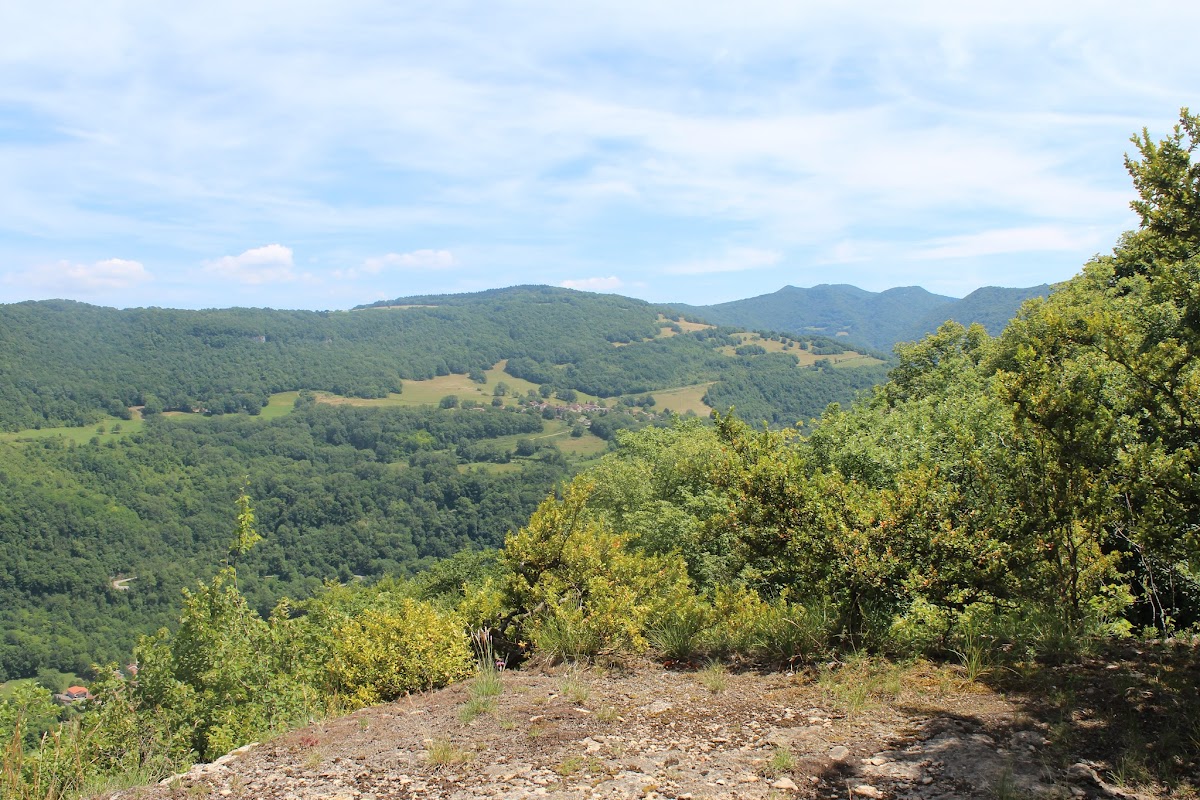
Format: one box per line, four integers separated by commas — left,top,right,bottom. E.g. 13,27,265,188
673,282,1049,351
0,285,885,432
0,402,568,680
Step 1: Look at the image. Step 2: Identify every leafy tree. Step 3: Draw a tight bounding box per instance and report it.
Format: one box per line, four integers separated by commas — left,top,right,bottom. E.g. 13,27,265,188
500,480,692,660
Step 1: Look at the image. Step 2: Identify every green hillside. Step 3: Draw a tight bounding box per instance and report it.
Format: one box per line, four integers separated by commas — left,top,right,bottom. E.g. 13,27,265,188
0,286,884,433
673,282,1050,351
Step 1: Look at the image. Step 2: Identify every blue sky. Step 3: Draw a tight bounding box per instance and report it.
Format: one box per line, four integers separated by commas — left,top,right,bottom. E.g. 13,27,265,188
0,2,1196,310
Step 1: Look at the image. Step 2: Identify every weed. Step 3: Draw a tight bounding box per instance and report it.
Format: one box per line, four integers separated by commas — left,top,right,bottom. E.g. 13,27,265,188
595,705,620,722
458,696,495,723
497,716,517,731
763,746,795,776
560,669,591,704
697,660,729,694
303,750,322,770
989,768,1019,799
426,738,473,766
951,627,994,684
556,755,585,776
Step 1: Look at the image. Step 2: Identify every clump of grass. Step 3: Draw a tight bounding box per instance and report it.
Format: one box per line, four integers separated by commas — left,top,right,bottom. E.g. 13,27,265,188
594,705,620,722
697,660,729,694
458,628,506,723
559,669,590,704
989,768,1019,800
472,666,504,699
556,755,585,776
818,654,906,715
426,738,473,766
648,600,711,662
951,627,995,684
458,696,495,723
761,746,795,777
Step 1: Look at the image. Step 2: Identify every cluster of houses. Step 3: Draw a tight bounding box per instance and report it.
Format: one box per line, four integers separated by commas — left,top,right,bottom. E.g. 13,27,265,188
524,400,610,417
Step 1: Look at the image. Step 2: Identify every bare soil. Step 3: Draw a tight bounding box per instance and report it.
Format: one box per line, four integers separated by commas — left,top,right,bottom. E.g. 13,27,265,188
94,649,1200,800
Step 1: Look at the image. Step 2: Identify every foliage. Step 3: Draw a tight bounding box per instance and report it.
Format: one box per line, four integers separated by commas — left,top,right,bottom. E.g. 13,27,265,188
500,479,694,661
993,108,1200,631
0,403,566,680
326,600,473,707
0,285,882,433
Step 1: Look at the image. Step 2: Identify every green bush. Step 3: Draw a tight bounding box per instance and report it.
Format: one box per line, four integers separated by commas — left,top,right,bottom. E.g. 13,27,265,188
327,599,473,706
503,479,695,661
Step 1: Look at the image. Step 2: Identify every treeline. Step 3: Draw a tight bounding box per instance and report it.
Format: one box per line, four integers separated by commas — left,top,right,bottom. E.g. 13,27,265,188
0,286,884,433
0,403,571,680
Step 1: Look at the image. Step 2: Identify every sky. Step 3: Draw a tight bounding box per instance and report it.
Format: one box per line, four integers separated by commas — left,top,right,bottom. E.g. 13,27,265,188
0,2,1196,310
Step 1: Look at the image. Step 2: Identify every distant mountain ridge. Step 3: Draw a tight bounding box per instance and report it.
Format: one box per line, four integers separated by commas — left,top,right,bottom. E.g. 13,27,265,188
670,283,1052,352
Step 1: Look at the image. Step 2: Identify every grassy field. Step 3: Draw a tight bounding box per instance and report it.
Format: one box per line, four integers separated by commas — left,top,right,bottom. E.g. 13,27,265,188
652,314,714,340
647,383,714,416
0,678,39,699
313,362,603,409
714,332,886,368
0,414,148,445
260,391,301,419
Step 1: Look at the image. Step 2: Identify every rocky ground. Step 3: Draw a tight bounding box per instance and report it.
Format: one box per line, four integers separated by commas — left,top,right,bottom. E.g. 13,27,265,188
97,653,1195,800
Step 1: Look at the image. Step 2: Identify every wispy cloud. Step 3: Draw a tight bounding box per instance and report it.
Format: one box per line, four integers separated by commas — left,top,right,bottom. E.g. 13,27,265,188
4,257,150,294
560,276,623,291
664,247,782,276
363,249,456,273
0,2,1194,307
911,225,1108,260
205,244,295,285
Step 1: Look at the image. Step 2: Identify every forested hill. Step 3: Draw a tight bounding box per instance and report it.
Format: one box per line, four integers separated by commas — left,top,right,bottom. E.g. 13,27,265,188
671,283,1051,351
0,286,884,432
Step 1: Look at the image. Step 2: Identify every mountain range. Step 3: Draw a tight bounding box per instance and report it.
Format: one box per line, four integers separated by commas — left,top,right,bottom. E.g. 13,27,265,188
670,283,1052,352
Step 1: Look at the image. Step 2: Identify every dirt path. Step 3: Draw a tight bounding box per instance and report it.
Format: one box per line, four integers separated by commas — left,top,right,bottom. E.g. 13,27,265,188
96,660,1136,800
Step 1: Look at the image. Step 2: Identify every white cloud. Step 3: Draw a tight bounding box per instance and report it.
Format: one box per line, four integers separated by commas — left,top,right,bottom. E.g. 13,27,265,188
664,247,782,276
560,276,623,291
205,244,295,284
362,249,456,274
0,2,1193,307
5,257,150,293
911,225,1107,260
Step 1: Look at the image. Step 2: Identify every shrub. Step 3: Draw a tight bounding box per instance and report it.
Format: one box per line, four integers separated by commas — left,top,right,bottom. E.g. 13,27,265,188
706,586,833,666
503,479,694,661
327,599,473,706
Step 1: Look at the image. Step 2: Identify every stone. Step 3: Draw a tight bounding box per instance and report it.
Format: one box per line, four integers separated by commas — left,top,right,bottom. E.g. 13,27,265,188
829,745,851,761
771,777,798,790
852,786,884,799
